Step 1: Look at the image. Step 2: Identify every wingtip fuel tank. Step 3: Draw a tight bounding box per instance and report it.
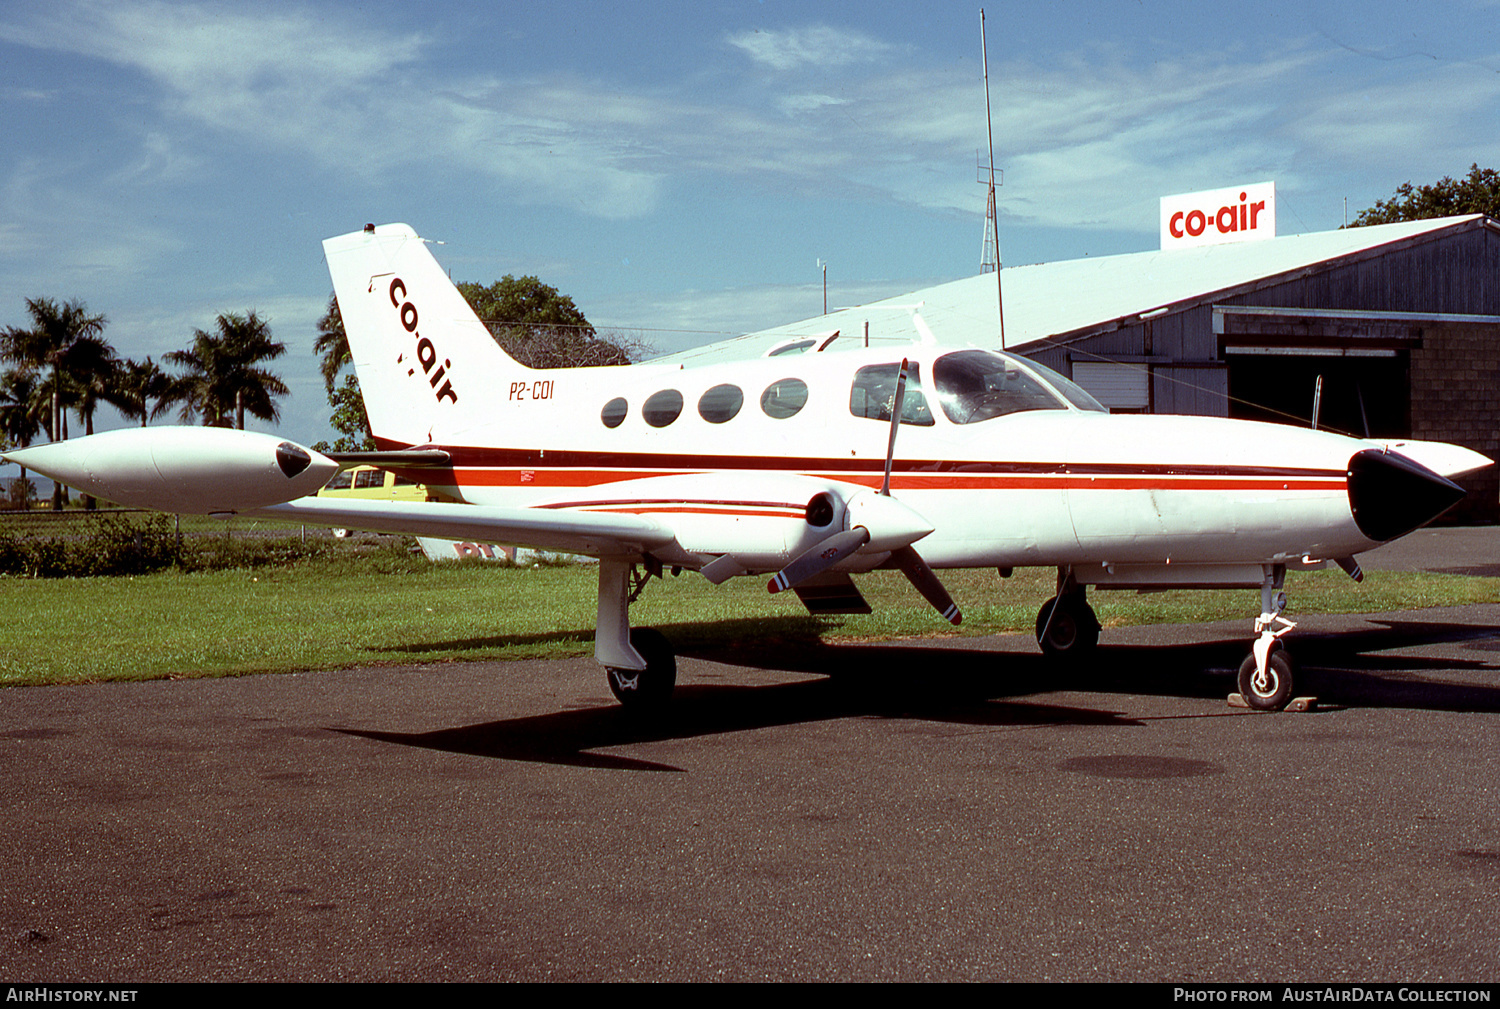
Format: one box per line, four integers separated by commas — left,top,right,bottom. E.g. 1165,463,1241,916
2,427,339,514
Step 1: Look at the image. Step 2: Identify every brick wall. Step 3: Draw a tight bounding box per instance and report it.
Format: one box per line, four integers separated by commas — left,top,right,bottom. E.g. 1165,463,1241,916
1410,324,1500,523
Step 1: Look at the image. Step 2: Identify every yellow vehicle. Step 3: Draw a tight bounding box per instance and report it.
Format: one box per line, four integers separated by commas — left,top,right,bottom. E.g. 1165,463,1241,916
317,464,427,502
317,465,428,537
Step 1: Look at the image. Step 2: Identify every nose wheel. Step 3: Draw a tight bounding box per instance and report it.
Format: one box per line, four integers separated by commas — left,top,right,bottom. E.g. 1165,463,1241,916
1237,647,1295,711
1237,564,1301,711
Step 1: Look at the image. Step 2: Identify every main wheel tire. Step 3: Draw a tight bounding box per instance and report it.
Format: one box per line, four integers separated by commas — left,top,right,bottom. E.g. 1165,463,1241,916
606,627,677,708
1035,595,1100,662
1237,649,1295,711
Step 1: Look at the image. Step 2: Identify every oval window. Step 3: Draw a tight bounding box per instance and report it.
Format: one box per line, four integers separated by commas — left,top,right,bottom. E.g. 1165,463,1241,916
760,378,809,419
642,389,684,428
601,397,628,428
698,383,744,424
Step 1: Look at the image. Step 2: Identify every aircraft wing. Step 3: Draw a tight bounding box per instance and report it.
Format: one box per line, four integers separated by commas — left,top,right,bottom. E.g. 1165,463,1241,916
255,498,675,558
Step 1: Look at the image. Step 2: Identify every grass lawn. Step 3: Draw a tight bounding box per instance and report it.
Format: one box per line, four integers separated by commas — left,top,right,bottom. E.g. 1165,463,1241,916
3,553,1498,687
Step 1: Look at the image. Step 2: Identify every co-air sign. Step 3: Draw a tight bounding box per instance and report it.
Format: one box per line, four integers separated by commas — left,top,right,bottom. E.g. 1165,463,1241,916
1160,181,1275,249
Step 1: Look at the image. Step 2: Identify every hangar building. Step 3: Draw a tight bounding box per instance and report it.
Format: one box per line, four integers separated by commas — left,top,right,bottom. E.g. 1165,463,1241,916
664,214,1500,522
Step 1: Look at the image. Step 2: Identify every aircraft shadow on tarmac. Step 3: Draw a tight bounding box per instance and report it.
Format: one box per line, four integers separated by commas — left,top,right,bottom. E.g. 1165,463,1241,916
336,674,1147,772
339,615,1500,770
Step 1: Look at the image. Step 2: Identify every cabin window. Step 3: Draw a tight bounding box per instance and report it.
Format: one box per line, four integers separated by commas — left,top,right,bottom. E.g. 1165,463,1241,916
642,389,684,428
324,471,353,491
932,350,1069,424
849,363,934,426
760,378,809,419
601,397,628,428
354,469,385,489
698,384,744,424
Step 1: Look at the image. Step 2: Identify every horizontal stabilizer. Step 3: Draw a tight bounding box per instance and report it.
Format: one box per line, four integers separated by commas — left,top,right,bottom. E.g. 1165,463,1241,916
327,449,453,468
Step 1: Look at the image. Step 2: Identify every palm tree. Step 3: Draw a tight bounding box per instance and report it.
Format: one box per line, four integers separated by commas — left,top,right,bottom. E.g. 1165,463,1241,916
313,294,348,396
112,357,172,427
1,297,111,508
0,368,45,486
164,311,288,430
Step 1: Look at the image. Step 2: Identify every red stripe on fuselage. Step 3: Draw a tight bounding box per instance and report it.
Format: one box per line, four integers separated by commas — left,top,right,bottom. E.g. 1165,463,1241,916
431,467,1345,494
380,444,1350,497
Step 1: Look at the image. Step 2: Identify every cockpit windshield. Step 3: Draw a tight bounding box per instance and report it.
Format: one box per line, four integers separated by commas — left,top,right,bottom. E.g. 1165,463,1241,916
1023,357,1109,413
933,349,1106,424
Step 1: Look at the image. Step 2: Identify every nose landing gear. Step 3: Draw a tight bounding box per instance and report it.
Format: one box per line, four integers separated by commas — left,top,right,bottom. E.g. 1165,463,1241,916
1237,564,1302,711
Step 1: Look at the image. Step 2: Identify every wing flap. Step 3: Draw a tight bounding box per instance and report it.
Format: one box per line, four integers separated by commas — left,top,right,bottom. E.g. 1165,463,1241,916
255,498,675,557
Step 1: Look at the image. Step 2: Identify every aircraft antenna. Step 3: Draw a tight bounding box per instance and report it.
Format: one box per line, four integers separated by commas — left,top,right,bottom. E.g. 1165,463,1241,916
980,8,1006,350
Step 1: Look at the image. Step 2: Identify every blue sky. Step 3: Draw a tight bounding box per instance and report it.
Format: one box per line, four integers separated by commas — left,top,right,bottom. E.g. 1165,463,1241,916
2,0,1498,448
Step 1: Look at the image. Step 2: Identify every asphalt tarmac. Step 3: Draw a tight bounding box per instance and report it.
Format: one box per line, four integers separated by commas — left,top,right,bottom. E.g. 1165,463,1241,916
3,535,1499,982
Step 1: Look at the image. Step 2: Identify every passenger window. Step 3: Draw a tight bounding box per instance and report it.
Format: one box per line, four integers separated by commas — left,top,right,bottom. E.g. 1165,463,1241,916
324,471,353,491
355,469,384,489
698,384,744,424
849,363,934,426
642,389,684,428
760,378,809,419
601,397,628,428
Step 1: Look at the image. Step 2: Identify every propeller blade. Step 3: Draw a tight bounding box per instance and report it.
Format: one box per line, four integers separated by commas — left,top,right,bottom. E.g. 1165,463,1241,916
768,528,871,594
881,358,909,497
889,545,962,625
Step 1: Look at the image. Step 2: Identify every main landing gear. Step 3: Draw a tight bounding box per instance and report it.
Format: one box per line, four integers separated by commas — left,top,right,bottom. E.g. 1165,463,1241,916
1237,564,1299,711
596,558,677,710
1035,569,1100,663
606,627,677,707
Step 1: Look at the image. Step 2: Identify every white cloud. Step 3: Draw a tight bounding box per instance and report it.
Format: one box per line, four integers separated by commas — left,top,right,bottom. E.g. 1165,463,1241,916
0,1,665,219
4,2,1498,240
778,93,850,116
726,25,894,71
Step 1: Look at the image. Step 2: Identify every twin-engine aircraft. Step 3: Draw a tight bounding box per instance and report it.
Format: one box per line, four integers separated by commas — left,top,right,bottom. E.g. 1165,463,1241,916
8,223,1491,710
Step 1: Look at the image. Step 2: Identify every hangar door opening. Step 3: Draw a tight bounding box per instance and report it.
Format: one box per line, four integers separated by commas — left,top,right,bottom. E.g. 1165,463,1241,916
1225,349,1409,439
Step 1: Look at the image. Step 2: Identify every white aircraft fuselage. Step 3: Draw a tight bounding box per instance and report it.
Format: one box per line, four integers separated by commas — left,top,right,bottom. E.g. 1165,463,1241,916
6,223,1489,710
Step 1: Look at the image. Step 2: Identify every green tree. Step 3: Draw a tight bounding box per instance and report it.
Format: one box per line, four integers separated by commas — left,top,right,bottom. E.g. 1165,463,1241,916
313,293,349,396
0,297,112,508
1349,164,1500,227
458,275,646,368
163,311,288,430
310,296,373,453
112,357,172,427
0,368,45,489
312,373,376,453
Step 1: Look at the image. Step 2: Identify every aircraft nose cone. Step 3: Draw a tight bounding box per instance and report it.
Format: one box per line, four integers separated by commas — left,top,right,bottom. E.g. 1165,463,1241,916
1347,448,1467,542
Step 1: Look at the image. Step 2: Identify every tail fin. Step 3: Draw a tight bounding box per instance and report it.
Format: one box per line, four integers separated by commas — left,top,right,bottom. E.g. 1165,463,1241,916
322,223,530,445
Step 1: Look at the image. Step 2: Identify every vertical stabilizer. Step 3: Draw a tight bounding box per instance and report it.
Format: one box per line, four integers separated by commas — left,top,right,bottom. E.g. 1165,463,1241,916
322,223,530,446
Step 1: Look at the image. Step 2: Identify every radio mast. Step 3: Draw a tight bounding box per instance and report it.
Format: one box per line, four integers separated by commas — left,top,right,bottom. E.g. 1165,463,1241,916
980,8,1006,349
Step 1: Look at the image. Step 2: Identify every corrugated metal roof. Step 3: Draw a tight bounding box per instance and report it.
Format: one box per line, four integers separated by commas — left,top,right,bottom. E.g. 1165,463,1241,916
651,215,1488,366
